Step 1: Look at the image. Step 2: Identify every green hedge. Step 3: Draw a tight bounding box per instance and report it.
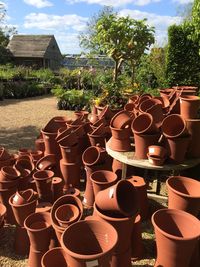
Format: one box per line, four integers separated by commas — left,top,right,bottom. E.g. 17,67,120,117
166,23,200,87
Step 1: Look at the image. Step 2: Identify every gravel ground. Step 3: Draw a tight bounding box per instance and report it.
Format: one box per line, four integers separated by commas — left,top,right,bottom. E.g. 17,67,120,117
0,95,74,154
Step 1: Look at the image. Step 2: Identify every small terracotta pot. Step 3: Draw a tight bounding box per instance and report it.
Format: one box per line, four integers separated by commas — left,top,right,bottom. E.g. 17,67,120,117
147,154,166,166
161,114,187,138
180,95,200,119
124,102,135,112
148,145,167,158
82,145,106,166
152,209,200,267
61,219,118,267
12,189,34,205
166,176,200,217
186,119,200,158
41,247,68,267
60,159,81,190
24,211,53,252
0,166,20,181
55,204,79,227
90,170,118,196
131,113,158,135
36,154,56,171
95,180,138,217
110,110,132,129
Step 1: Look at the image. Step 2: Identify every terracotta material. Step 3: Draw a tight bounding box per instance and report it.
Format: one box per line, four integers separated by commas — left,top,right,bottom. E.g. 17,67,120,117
36,154,56,171
14,226,30,255
9,190,38,226
0,166,20,181
60,143,78,163
154,96,170,109
60,159,81,190
36,202,52,213
139,98,160,113
41,129,60,156
128,176,148,220
124,102,135,112
95,180,138,217
109,127,131,152
166,135,191,163
146,103,164,127
90,170,118,196
0,203,6,226
92,117,107,128
152,209,200,267
161,114,187,138
15,158,34,173
24,211,53,252
12,189,34,205
18,169,31,191
147,154,166,166
0,157,12,170
148,145,167,158
28,249,44,267
0,187,16,224
90,106,99,124
0,147,10,161
166,176,200,217
35,137,45,153
112,248,132,267
134,132,160,159
55,204,79,227
186,119,200,158
41,247,68,267
131,214,143,261
30,150,43,162
138,94,152,104
56,127,78,147
180,95,200,119
88,123,106,147
98,105,114,121
131,113,158,135
82,145,107,166
110,110,132,129
61,219,118,267
52,177,63,201
74,110,89,120
65,187,80,199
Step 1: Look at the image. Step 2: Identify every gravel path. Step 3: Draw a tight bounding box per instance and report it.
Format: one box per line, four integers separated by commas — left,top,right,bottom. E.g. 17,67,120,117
0,95,74,153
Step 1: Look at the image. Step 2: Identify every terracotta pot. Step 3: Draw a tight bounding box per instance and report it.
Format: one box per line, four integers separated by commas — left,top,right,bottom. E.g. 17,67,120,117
131,214,143,261
134,132,160,159
138,94,152,104
0,187,16,224
60,159,81,190
56,127,78,147
0,147,10,161
148,145,167,158
0,175,19,189
90,170,118,196
12,189,34,205
36,154,56,171
14,226,30,255
161,114,187,138
92,117,107,128
55,204,80,227
0,157,12,170
185,119,200,158
154,96,170,109
95,180,139,217
24,211,53,252
15,158,35,173
128,94,139,104
110,126,131,140
112,248,132,267
139,98,160,113
152,209,200,267
82,145,107,166
147,154,166,166
60,143,78,163
128,176,149,220
98,105,114,121
17,169,31,191
0,203,6,226
41,247,68,267
131,113,158,135
0,166,20,181
180,95,200,119
41,129,60,156
52,177,63,201
166,135,191,163
9,190,38,226
166,176,200,217
61,219,118,267
90,106,99,124
65,187,80,199
33,170,54,202
109,128,131,152
110,110,132,129
35,137,45,153
30,150,43,162
28,249,44,267
36,202,52,213
93,203,134,254
146,103,164,127
88,133,106,148
124,102,135,112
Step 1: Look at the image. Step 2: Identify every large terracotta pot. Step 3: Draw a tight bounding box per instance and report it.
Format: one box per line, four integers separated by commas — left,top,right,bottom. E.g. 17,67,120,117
152,209,200,267
180,95,200,119
131,113,158,135
166,176,200,217
185,119,200,158
161,114,187,138
61,220,118,267
60,159,81,190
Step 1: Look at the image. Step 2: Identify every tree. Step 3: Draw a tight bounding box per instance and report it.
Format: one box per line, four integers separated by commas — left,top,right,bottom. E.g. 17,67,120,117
79,7,155,83
191,0,200,52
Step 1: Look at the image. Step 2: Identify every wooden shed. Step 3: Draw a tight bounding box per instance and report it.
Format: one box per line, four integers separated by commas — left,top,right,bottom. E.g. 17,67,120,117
7,35,62,70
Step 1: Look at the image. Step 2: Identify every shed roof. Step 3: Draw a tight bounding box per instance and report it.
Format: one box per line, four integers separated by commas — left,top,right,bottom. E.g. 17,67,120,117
7,35,59,58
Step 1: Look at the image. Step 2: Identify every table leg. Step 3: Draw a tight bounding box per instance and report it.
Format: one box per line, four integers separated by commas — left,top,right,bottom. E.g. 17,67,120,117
121,163,127,179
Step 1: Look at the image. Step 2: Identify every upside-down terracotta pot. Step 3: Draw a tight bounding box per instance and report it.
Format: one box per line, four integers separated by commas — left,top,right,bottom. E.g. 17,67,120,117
128,176,149,220
185,119,200,158
95,180,138,217
152,209,200,267
131,113,158,135
41,247,68,267
61,219,118,267
166,176,200,217
131,214,143,261
90,170,118,196
134,132,160,160
161,114,187,138
180,95,200,119
60,159,81,190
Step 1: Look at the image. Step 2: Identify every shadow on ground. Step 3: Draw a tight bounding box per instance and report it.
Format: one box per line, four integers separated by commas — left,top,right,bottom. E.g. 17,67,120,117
0,95,52,107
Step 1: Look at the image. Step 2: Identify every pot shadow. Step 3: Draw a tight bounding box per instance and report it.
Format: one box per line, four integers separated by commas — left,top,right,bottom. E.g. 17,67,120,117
0,125,40,153
0,95,51,107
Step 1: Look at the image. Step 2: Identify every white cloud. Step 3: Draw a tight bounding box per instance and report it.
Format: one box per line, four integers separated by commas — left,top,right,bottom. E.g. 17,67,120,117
119,9,182,45
172,0,193,5
66,0,160,7
55,33,81,54
23,0,53,8
24,13,88,31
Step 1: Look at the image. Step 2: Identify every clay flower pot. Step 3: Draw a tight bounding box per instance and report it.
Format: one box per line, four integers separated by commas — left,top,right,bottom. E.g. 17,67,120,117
148,145,167,158
131,113,158,135
52,177,63,201
110,110,132,129
90,106,99,124
166,176,200,217
88,123,106,147
152,209,200,267
186,119,200,158
59,143,78,163
161,114,187,138
65,187,80,199
55,204,79,227
109,126,132,152
0,187,17,224
0,203,6,226
60,159,80,190
82,145,106,166
98,105,114,122
41,247,68,267
15,158,35,173
131,214,143,261
61,220,118,267
30,150,43,162
24,211,53,252
41,129,59,156
9,190,38,226
95,180,138,217
180,95,200,119
56,128,78,147
139,98,159,113
0,166,20,181
90,170,118,196
36,154,56,171
146,103,164,127
0,147,10,161
12,189,34,205
147,154,166,166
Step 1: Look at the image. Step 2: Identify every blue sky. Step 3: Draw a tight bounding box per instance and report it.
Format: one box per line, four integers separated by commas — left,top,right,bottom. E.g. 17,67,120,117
1,0,193,54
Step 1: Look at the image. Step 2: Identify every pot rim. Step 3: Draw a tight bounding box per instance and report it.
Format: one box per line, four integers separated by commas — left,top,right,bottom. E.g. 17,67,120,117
90,170,118,185
33,170,54,180
0,203,6,217
61,219,118,260
151,208,200,241
24,211,51,232
166,176,200,198
41,247,67,266
9,191,38,207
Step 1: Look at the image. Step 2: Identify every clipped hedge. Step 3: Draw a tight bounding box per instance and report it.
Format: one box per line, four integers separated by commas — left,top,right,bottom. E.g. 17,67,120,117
166,23,200,87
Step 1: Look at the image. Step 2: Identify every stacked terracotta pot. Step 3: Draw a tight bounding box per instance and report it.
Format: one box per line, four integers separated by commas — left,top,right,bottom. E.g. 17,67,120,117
0,147,12,169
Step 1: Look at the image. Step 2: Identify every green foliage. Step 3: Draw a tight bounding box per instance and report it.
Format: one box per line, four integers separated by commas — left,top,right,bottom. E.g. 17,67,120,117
0,65,28,80
51,85,93,110
191,0,200,48
30,68,55,83
166,23,200,87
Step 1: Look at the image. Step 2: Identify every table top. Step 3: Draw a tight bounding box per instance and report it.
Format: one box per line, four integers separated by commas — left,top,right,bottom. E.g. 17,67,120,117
106,139,200,171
